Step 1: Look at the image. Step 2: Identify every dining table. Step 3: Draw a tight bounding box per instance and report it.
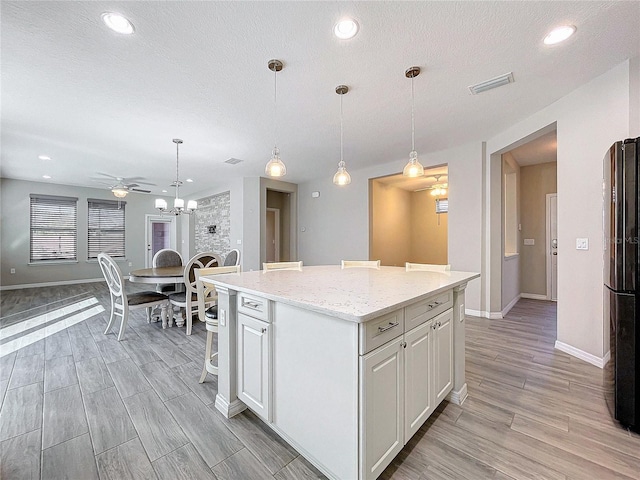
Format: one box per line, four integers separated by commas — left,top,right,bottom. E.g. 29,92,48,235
129,266,185,328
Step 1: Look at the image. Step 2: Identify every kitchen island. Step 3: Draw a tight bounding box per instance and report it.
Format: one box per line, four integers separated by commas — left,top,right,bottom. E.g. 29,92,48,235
201,265,479,480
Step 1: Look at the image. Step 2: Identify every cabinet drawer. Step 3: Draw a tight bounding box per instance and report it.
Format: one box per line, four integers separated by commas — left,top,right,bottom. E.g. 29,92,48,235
405,291,453,332
238,292,270,322
359,309,404,355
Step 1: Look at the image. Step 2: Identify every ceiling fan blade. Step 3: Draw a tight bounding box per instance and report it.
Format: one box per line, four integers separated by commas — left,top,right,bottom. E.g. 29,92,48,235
95,172,119,179
131,188,151,193
124,183,140,188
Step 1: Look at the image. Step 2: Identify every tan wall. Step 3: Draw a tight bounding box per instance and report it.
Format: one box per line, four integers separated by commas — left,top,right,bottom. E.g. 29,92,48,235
409,191,448,264
370,181,411,266
520,162,557,296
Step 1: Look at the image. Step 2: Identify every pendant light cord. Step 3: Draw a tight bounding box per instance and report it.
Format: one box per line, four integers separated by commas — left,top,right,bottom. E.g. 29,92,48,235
340,93,344,162
175,142,180,200
274,66,278,148
411,74,415,152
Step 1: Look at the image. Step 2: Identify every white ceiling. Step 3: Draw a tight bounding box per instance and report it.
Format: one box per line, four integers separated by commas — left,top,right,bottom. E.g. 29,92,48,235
508,130,557,167
2,1,638,198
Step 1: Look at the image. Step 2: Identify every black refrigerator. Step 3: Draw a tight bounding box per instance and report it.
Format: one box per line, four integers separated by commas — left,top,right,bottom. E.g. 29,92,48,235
604,137,640,433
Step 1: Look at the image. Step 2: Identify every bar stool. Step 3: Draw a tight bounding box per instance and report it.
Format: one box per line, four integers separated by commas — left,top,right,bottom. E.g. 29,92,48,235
195,265,241,383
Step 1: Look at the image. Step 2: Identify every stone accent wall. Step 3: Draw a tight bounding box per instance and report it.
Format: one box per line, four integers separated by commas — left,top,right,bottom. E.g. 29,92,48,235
194,191,231,258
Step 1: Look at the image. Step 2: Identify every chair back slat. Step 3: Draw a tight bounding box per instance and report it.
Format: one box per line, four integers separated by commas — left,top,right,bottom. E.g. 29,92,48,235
98,253,125,298
341,260,381,268
185,252,223,291
262,261,303,271
195,265,241,322
405,262,451,272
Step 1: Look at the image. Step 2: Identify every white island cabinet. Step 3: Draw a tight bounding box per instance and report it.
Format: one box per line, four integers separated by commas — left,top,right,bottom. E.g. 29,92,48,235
201,265,479,480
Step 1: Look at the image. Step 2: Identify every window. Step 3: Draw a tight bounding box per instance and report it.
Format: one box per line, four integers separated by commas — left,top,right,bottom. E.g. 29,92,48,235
88,199,126,259
30,194,78,262
435,198,448,214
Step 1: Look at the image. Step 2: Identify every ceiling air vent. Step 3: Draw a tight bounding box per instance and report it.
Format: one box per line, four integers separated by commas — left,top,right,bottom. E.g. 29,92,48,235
225,158,243,165
468,72,514,95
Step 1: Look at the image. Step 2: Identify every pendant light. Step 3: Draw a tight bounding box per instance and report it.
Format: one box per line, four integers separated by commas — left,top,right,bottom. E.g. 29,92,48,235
333,85,351,186
155,139,197,215
403,66,425,177
265,59,287,177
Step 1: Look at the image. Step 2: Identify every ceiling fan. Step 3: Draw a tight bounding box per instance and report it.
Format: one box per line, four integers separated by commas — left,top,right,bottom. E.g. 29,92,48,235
91,173,155,198
415,174,448,196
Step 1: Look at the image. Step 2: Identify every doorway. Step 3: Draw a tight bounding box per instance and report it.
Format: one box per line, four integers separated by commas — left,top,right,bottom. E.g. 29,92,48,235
145,215,176,267
265,189,291,263
266,208,280,263
546,193,558,301
369,166,448,266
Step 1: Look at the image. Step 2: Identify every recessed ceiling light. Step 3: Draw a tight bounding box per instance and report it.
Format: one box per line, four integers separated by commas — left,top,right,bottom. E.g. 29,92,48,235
543,25,576,45
42,175,51,179
162,189,167,193
334,18,359,39
38,155,51,160
186,178,194,183
102,12,135,35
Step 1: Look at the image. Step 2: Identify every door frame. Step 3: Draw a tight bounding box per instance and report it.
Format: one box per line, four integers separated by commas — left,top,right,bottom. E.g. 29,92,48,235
266,208,280,263
145,214,177,267
545,193,558,301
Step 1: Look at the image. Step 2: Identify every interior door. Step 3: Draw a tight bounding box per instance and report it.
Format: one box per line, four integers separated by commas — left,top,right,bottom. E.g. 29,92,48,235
547,194,558,301
145,215,176,267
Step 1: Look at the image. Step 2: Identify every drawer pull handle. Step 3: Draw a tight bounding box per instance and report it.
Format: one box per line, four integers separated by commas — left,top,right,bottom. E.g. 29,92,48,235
378,322,399,333
244,301,261,309
261,328,267,333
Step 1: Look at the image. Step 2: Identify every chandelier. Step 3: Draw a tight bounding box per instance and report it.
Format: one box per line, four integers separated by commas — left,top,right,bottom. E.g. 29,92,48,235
403,66,425,177
155,139,197,215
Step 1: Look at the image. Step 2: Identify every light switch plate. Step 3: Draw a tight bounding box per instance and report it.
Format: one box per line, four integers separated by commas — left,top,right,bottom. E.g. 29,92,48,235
576,238,589,250
524,238,535,246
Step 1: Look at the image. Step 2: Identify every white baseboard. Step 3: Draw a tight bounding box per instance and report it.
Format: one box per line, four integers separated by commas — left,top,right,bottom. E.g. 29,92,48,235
0,278,104,291
446,383,468,405
214,396,247,418
554,340,607,368
520,293,548,300
501,294,521,317
465,309,503,319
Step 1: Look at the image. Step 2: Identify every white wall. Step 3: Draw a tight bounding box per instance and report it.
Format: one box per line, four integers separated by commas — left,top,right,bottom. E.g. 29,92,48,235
0,178,176,288
485,60,633,361
298,141,483,312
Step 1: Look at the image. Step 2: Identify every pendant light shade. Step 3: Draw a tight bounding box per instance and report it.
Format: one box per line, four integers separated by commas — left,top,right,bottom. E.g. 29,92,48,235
333,85,351,186
265,59,287,177
403,66,425,177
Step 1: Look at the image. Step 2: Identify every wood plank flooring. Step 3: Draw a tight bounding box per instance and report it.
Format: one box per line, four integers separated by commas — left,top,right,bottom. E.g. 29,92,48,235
1,285,639,479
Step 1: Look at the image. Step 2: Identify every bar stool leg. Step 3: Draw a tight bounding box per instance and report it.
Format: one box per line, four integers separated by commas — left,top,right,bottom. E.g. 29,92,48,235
199,329,214,383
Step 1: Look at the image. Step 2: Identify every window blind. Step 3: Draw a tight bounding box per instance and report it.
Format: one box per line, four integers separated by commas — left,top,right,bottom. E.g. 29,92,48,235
88,199,126,259
435,198,448,214
30,194,78,262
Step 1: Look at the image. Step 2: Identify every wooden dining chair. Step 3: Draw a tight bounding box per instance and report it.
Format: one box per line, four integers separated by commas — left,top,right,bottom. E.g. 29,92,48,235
195,265,242,383
98,253,169,341
405,262,451,272
341,260,381,268
169,252,223,335
262,261,303,271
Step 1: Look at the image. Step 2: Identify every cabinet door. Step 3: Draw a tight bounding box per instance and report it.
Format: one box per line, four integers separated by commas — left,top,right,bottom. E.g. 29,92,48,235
404,321,433,442
360,337,404,480
434,310,453,404
237,313,270,421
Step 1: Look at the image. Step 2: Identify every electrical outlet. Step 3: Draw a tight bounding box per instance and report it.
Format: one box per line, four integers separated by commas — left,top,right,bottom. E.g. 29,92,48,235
10,268,16,274
236,239,242,245
219,309,226,327
128,261,133,267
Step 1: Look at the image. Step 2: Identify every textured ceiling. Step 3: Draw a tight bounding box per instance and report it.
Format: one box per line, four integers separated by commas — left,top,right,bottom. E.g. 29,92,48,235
508,130,557,167
1,1,638,197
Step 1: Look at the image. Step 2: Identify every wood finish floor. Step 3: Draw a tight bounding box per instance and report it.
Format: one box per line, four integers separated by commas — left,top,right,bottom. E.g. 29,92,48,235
1,285,639,480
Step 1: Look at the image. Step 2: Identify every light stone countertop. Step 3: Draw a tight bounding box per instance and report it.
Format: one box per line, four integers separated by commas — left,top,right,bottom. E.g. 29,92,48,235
201,265,479,323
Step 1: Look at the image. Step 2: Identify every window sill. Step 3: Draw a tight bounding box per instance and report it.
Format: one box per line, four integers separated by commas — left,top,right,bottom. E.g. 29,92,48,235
504,253,520,260
28,260,79,266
